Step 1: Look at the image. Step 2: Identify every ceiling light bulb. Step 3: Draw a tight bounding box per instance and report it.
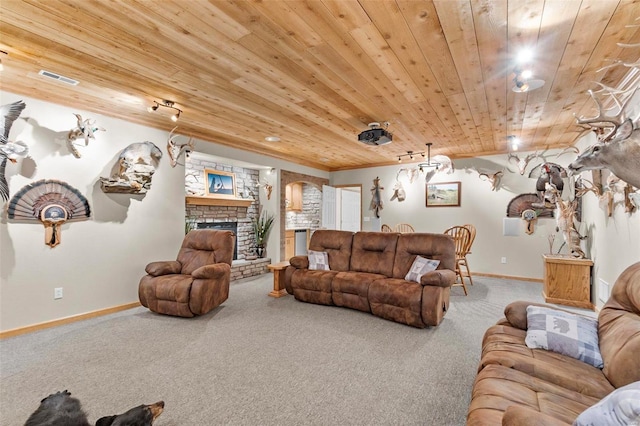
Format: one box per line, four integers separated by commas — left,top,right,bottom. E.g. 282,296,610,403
521,69,533,79
171,112,180,122
517,49,533,64
512,143,518,151
409,154,413,160
147,104,158,112
398,157,402,163
0,59,3,72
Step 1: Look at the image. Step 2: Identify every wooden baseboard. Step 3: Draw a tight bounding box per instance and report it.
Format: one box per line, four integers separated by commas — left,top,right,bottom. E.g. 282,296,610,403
473,272,543,283
0,302,141,339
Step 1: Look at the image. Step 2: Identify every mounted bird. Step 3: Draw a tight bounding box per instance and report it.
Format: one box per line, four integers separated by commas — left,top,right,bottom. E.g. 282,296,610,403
66,113,105,158
7,179,91,247
1,100,28,202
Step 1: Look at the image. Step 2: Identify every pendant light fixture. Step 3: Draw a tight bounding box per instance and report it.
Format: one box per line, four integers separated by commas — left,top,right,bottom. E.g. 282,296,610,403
417,143,441,172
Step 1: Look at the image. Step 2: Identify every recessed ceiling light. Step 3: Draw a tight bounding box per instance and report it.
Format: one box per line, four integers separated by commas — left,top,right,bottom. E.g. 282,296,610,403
265,136,280,142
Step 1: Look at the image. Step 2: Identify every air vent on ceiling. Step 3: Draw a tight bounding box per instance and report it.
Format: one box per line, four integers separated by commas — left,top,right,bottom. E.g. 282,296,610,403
38,70,79,86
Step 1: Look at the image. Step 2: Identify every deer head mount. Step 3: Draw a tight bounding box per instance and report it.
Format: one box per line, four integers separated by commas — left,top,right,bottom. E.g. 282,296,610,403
167,126,195,167
568,82,640,189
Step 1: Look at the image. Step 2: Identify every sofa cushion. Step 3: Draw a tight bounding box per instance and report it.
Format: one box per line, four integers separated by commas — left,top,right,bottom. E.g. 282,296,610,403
332,271,384,312
525,306,603,369
573,381,640,426
307,230,354,272
467,364,599,426
291,269,337,305
480,324,614,399
350,232,398,276
598,261,640,388
308,250,330,270
404,256,440,283
369,278,425,328
392,232,455,279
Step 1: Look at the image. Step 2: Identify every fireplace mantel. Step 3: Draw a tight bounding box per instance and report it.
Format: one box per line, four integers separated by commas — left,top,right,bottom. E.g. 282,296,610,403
185,195,253,207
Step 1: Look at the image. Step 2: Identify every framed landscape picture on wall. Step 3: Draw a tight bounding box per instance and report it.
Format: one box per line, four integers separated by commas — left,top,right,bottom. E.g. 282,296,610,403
205,169,237,199
426,181,461,207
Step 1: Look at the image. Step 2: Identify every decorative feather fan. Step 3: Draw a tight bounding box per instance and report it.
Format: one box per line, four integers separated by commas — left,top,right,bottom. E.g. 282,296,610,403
7,179,91,247
506,193,554,218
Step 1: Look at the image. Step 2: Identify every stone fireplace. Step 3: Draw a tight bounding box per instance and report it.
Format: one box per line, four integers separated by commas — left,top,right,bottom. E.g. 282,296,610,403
185,154,270,280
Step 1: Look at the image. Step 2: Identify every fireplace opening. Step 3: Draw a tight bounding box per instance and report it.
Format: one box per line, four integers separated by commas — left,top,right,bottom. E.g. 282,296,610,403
197,222,238,260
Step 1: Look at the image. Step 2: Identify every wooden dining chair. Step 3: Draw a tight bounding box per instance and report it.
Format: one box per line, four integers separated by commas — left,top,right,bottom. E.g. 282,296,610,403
381,224,393,233
395,223,415,233
460,224,476,285
443,225,472,295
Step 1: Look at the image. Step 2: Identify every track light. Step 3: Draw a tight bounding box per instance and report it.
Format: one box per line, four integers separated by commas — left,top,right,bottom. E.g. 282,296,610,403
148,100,182,121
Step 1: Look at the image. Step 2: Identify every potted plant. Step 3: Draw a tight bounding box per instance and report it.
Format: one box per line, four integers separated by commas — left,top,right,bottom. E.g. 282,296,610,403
252,210,274,258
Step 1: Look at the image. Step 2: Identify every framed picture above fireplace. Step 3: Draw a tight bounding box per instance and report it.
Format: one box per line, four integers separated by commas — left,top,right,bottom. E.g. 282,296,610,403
205,169,237,199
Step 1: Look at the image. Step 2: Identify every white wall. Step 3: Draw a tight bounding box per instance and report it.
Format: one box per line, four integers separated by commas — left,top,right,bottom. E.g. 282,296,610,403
0,91,329,332
332,144,640,294
0,91,185,332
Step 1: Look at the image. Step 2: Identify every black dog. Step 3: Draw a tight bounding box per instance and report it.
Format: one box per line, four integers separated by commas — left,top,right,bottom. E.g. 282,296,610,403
24,390,164,426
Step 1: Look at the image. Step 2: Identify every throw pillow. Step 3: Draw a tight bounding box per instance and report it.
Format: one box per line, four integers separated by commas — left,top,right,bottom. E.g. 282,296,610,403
308,250,330,271
404,256,440,283
573,381,640,426
525,306,603,369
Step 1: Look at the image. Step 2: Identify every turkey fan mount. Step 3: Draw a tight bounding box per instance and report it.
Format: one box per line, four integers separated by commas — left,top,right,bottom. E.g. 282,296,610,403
7,179,91,247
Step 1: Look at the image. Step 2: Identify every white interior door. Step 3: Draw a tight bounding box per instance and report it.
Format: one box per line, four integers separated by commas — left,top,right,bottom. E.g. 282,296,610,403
340,188,361,232
322,185,337,229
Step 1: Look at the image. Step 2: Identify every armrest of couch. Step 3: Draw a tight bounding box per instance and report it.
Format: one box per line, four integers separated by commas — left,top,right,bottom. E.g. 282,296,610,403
192,263,230,279
289,255,309,269
420,269,456,288
145,260,182,276
503,300,588,330
502,405,571,426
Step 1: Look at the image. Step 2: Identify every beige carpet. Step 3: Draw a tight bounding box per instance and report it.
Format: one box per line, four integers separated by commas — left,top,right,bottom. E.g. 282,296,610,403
0,274,547,426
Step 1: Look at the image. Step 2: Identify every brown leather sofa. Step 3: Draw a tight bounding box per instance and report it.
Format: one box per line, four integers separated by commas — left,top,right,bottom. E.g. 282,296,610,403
138,229,234,317
467,261,640,425
284,230,456,328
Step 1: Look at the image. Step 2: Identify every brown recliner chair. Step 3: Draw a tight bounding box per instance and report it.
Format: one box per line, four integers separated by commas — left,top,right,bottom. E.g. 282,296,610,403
138,229,235,317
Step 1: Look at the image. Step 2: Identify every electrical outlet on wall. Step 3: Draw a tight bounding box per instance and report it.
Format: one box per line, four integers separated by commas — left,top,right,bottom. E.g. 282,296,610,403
501,257,507,264
54,287,63,299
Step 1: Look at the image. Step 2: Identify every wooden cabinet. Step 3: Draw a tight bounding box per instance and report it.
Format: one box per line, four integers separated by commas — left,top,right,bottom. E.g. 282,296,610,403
542,255,593,310
286,182,303,211
285,230,295,260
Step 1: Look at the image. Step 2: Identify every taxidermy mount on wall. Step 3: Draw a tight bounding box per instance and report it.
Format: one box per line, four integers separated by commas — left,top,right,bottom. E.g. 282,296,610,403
370,176,384,218
1,100,28,201
167,126,195,167
7,179,91,247
67,113,105,158
100,142,162,193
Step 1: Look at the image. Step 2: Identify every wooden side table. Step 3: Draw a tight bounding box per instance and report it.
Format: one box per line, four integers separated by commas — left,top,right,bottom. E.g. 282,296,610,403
267,261,290,298
542,254,593,310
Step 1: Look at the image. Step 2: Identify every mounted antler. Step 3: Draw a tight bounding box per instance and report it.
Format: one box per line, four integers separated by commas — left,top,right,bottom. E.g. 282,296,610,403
478,170,503,191
574,87,637,141
167,126,195,168
507,151,543,175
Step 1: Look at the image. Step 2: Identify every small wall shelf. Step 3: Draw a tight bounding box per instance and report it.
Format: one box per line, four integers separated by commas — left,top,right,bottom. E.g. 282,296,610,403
185,195,253,207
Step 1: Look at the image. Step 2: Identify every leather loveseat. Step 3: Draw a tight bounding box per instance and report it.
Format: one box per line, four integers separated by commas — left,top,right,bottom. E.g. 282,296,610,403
466,261,640,425
284,230,456,328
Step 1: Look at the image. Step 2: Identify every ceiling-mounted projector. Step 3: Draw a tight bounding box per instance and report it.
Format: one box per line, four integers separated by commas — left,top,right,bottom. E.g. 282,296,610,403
358,122,392,146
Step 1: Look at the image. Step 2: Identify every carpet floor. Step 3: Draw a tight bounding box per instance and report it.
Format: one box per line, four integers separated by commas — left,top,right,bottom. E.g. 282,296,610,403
1,274,549,426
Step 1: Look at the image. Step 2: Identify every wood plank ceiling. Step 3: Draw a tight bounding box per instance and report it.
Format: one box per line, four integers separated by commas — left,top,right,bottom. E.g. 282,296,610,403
1,0,639,171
